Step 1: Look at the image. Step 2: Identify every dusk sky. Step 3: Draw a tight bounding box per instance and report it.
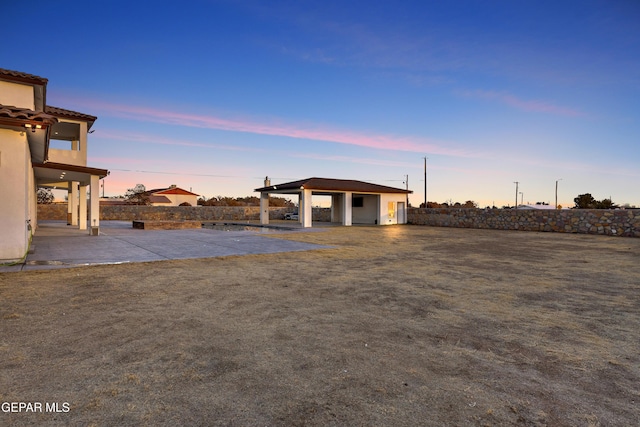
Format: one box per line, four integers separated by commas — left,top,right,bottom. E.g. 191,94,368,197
3,0,639,207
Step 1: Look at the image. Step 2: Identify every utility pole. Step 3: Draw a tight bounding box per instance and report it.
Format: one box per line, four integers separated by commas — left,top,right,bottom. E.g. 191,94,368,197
555,178,562,209
423,157,428,208
520,192,524,206
405,174,409,208
514,181,519,209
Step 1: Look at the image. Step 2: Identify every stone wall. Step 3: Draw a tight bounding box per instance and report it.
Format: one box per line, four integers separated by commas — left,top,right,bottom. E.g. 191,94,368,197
408,208,640,237
39,204,638,237
37,204,332,222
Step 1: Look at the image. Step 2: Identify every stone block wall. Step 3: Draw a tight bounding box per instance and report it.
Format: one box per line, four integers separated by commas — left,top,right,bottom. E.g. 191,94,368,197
407,208,640,237
39,204,638,237
37,204,332,223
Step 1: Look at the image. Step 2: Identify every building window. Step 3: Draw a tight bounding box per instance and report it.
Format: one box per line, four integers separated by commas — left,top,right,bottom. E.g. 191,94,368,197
353,197,364,208
388,202,395,218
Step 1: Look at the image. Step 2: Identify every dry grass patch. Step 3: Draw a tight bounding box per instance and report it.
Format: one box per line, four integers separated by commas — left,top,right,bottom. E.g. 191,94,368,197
1,225,639,426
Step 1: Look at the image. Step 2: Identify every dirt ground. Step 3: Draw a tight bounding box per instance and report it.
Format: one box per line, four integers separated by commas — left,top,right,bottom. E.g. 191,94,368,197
1,225,639,426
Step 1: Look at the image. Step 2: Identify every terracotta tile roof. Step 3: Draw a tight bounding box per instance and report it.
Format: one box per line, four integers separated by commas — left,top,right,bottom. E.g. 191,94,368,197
145,187,199,196
149,195,172,204
0,104,58,126
154,188,199,196
255,177,412,194
0,68,48,85
45,105,97,123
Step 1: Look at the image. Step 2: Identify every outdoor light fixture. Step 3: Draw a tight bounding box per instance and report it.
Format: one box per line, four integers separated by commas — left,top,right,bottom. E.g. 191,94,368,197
24,123,42,133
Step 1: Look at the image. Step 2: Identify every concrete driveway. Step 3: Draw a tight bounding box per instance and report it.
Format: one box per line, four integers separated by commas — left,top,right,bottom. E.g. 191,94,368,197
0,221,330,272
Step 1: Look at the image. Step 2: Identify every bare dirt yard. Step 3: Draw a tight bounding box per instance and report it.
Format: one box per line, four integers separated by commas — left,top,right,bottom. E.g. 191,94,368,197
1,225,639,426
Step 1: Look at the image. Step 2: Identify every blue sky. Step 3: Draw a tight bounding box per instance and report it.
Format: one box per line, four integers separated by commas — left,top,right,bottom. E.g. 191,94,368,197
3,0,639,207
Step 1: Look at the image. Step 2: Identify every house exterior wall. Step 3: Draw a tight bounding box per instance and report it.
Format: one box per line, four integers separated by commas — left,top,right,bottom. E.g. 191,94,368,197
0,80,34,109
0,128,33,262
164,194,198,206
48,147,84,166
379,193,407,225
28,154,37,234
331,194,343,223
352,194,379,224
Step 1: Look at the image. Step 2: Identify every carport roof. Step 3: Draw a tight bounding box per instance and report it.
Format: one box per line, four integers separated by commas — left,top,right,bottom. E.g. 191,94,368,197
33,162,109,187
255,177,412,194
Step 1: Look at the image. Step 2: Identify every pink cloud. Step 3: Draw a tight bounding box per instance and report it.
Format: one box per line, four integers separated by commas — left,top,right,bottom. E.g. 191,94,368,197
292,153,420,168
456,89,585,117
55,95,475,158
92,130,265,152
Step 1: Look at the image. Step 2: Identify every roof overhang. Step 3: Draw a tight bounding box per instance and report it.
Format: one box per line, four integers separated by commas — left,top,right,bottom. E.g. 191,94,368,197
33,162,109,188
46,105,97,131
255,177,412,195
0,106,58,163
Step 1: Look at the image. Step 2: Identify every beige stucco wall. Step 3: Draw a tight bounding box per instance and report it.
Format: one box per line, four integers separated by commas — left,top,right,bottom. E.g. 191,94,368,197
0,81,34,110
47,147,84,166
0,128,32,262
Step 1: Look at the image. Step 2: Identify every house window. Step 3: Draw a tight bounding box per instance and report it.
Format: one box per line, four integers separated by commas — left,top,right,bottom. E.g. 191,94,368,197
388,202,395,218
352,197,364,208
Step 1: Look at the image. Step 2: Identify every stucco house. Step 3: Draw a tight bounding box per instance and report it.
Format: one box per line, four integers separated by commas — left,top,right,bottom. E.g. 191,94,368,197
0,68,108,263
255,177,412,227
144,185,199,206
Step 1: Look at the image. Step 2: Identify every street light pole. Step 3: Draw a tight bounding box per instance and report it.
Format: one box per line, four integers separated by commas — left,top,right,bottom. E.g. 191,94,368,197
514,181,519,209
555,178,562,209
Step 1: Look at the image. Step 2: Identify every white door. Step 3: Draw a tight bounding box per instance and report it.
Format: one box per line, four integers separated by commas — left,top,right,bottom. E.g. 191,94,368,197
397,202,406,224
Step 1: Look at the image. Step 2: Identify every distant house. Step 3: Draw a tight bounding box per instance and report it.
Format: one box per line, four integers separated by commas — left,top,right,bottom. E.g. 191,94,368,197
0,68,108,262
144,185,199,206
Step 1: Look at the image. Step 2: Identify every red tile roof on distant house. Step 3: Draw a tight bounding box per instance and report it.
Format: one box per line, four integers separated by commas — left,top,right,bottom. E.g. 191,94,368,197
147,187,199,196
148,195,172,204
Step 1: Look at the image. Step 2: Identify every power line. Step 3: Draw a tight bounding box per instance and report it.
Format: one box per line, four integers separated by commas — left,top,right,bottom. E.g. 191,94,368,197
109,168,239,178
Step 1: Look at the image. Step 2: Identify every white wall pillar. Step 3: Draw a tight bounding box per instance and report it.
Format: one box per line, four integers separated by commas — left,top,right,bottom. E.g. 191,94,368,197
79,184,87,230
79,122,88,164
260,192,269,225
68,182,79,226
301,189,312,228
343,192,353,226
90,175,100,235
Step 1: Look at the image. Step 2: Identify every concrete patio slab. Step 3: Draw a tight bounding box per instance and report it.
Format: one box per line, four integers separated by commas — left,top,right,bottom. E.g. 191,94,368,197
0,221,331,272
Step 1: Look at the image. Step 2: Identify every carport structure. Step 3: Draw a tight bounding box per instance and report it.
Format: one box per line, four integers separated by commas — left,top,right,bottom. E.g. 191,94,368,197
255,177,412,228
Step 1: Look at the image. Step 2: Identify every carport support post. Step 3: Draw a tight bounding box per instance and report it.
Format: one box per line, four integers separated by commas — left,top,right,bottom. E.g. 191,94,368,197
66,185,72,225
89,175,100,235
343,192,352,226
301,188,312,228
79,185,87,230
70,181,79,226
260,191,269,225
